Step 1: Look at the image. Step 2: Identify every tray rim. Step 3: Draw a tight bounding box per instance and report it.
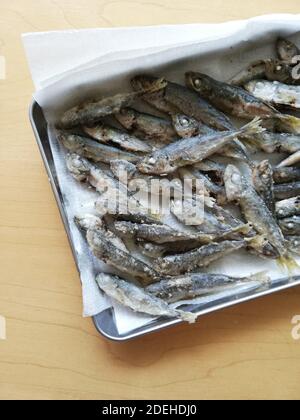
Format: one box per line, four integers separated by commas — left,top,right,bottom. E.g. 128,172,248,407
29,99,300,342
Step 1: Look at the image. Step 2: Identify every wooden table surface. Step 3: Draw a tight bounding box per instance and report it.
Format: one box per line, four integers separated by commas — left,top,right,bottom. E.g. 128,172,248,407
1,0,300,401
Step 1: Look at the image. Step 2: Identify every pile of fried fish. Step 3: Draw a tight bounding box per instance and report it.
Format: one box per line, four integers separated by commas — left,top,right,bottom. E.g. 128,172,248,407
56,38,300,324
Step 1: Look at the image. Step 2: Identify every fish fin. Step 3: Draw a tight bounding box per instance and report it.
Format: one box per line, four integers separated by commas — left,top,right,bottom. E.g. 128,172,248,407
239,117,266,137
277,255,300,273
247,271,271,286
144,78,167,94
176,310,198,324
275,114,300,134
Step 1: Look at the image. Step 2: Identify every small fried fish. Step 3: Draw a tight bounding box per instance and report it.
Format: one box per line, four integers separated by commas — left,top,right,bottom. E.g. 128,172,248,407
84,123,152,153
224,164,286,256
146,272,270,303
59,79,167,129
186,72,300,134
131,75,234,131
96,273,196,323
138,118,262,175
115,108,177,144
245,80,300,110
58,131,139,164
87,226,161,286
230,59,297,86
153,240,246,276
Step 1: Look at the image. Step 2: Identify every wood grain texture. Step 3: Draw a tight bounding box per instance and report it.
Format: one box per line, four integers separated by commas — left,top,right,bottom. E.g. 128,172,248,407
1,0,300,401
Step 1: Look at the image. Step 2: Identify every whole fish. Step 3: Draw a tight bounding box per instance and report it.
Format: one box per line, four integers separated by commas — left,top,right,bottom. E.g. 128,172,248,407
95,194,163,226
59,78,167,129
172,114,249,162
279,216,300,235
274,182,300,200
58,131,139,164
224,164,286,256
146,272,270,304
230,59,296,86
244,131,300,154
137,118,262,175
113,221,198,244
113,220,234,245
245,80,300,110
171,199,250,238
115,108,177,143
285,236,300,255
131,75,234,131
96,273,197,323
278,151,300,168
87,226,161,286
186,72,300,134
75,214,128,253
276,197,300,219
277,38,300,64
84,123,152,153
252,160,275,214
153,240,246,276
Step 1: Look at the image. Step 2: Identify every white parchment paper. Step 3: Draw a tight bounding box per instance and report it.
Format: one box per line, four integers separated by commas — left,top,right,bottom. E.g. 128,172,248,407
23,15,300,334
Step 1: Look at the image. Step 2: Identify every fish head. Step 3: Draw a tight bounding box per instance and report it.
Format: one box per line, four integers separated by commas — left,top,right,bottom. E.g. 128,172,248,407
137,154,174,175
265,60,292,83
280,217,299,234
276,38,299,62
110,159,137,181
172,114,199,138
114,108,136,130
224,165,244,202
248,235,281,259
131,75,166,93
66,153,91,181
74,214,103,232
185,72,214,96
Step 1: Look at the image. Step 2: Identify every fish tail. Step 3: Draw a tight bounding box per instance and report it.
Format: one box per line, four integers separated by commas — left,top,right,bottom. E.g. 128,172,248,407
247,271,271,286
276,114,300,134
143,78,167,94
239,117,266,137
277,255,300,273
176,310,198,324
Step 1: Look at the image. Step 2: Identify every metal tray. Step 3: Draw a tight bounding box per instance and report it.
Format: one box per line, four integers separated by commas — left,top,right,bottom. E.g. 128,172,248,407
30,100,300,342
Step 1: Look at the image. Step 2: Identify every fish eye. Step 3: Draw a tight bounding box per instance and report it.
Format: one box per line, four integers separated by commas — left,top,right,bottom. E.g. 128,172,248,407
193,78,202,88
181,117,189,126
288,223,294,229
